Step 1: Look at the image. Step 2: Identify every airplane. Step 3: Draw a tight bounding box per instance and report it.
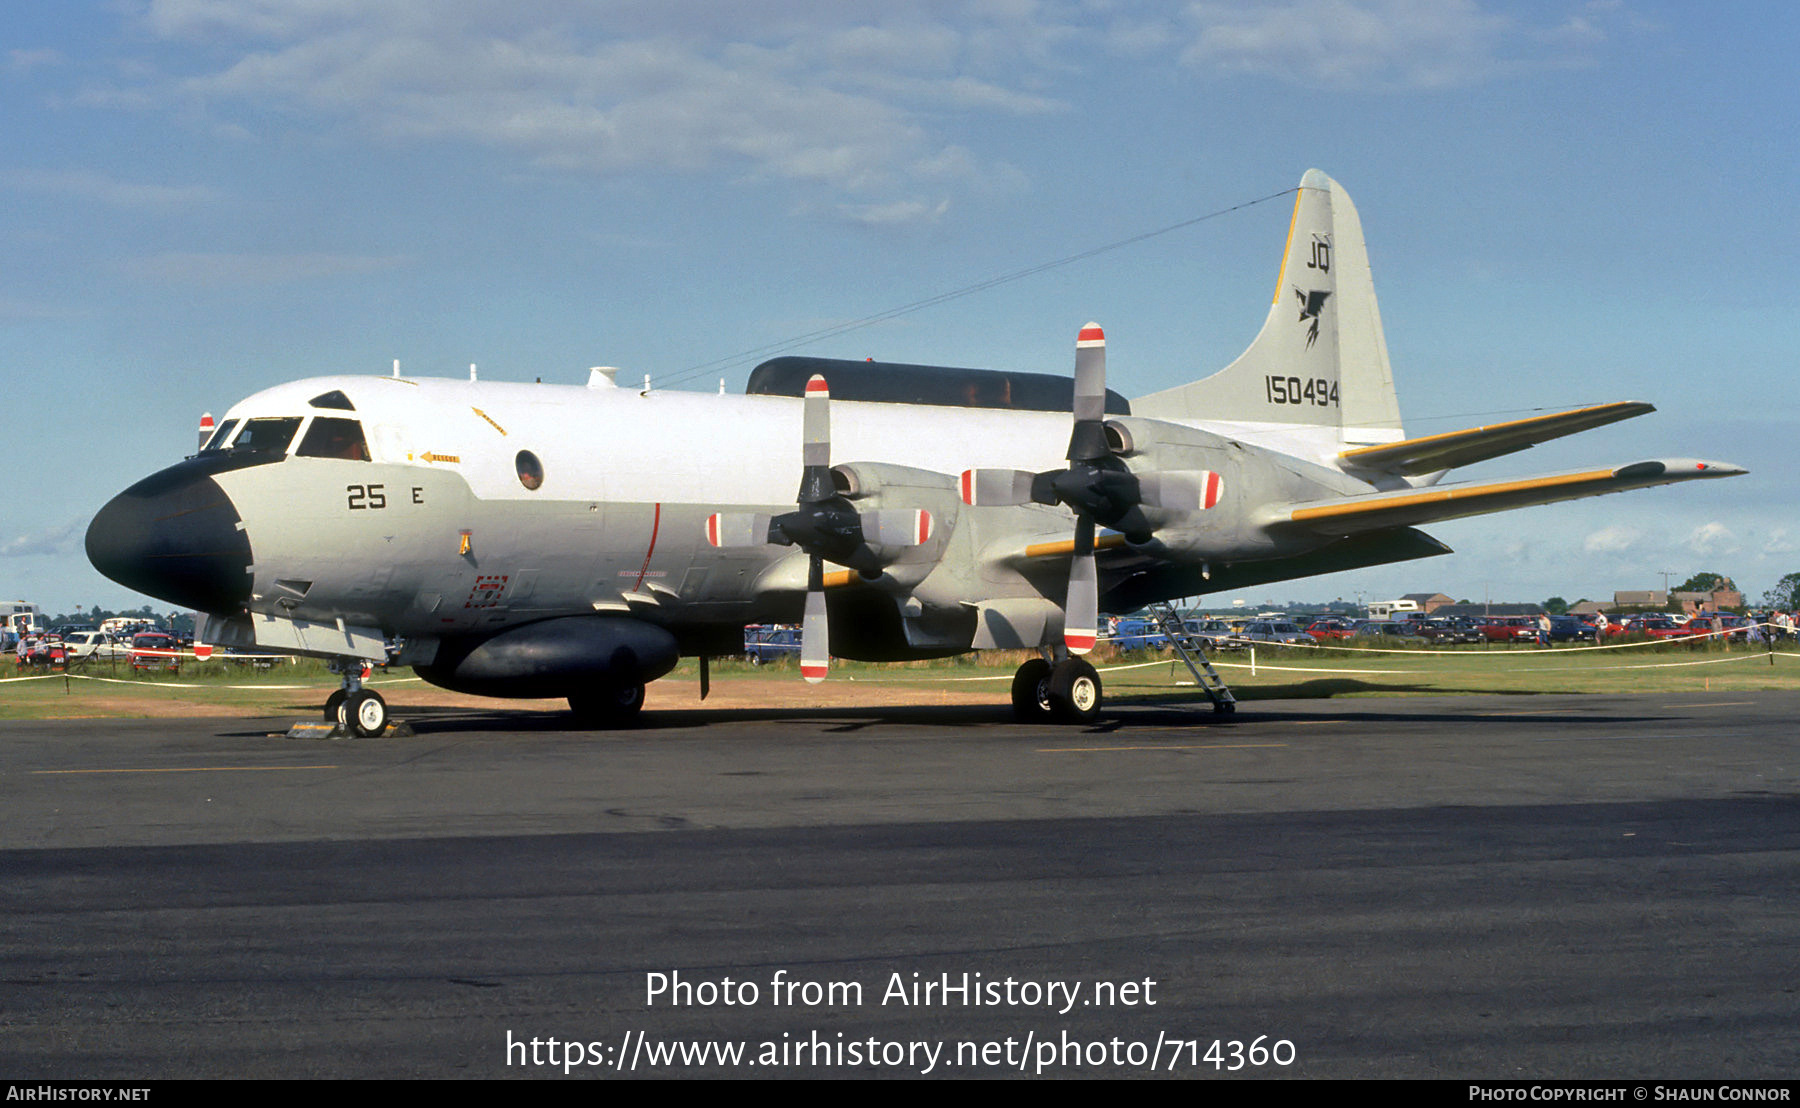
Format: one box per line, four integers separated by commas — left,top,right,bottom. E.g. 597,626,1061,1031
85,170,1746,736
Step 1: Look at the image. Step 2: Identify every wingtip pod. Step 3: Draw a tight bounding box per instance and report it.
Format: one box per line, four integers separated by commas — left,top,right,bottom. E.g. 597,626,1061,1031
1614,458,1748,479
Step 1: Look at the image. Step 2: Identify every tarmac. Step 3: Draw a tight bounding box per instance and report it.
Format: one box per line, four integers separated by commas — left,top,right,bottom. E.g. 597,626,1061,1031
3,691,1798,1078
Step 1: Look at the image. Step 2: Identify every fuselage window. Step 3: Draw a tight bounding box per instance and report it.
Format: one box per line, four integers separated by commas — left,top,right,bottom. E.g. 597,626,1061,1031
297,417,371,461
201,418,239,452
516,450,544,490
231,417,304,455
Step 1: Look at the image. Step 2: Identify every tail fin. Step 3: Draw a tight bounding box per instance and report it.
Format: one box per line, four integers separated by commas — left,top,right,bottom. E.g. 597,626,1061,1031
1134,169,1403,446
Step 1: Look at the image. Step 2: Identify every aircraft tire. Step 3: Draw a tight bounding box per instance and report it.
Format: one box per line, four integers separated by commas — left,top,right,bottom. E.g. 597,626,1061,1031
1047,658,1102,724
569,683,646,729
1010,658,1055,722
324,689,346,723
344,690,388,737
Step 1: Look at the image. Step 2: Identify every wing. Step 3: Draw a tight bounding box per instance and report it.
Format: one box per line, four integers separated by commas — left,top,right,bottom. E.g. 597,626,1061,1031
1337,401,1655,476
1272,458,1744,535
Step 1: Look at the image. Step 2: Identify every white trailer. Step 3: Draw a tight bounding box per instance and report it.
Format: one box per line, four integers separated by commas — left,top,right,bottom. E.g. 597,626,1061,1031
1,601,44,634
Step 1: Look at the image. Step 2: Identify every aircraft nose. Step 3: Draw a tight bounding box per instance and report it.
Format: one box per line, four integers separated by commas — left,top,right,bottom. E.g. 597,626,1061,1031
86,463,254,614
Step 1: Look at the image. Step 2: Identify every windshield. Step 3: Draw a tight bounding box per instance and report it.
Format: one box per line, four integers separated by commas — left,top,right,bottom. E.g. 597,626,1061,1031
201,418,239,452
231,417,304,454
296,417,370,461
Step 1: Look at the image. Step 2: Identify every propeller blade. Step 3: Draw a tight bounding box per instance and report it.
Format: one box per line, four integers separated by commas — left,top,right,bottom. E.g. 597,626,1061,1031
1065,516,1098,654
800,555,829,683
861,508,932,548
705,512,773,548
1068,322,1109,463
798,375,833,503
960,468,1038,507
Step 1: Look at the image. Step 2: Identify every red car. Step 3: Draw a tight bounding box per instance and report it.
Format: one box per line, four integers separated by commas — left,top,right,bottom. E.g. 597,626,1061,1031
1306,619,1356,641
130,632,182,672
1479,617,1541,643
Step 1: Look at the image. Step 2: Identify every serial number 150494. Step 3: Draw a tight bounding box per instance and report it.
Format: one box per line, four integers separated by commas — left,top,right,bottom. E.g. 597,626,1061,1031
1264,376,1339,407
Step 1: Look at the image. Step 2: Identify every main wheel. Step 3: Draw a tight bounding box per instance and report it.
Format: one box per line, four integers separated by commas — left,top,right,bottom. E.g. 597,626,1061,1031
343,690,388,737
1010,658,1054,722
1047,658,1102,724
324,688,346,723
569,683,646,729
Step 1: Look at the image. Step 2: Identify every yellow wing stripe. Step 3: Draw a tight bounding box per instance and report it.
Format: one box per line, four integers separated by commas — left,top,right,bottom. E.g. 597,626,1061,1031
1290,469,1617,523
1337,402,1647,462
1024,533,1130,559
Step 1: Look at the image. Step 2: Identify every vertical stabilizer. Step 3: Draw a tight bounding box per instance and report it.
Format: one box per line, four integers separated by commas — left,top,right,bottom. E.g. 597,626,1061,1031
1134,170,1403,445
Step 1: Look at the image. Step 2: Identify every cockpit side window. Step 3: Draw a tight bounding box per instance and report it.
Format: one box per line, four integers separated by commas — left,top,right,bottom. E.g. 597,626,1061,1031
231,417,304,455
201,418,239,452
296,417,371,461
308,390,356,411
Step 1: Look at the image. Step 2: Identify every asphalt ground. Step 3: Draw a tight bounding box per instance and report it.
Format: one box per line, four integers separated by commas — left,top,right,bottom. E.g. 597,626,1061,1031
3,692,1798,1079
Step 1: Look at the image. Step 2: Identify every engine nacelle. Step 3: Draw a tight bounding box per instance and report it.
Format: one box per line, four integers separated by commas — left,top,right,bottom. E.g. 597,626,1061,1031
827,461,961,585
416,616,679,699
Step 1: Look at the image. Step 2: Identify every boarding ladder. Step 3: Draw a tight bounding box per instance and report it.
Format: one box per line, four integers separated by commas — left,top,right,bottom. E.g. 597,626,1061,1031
1145,601,1236,714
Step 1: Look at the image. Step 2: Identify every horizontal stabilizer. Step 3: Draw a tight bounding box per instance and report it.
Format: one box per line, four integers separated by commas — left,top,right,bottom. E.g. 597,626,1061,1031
1276,458,1746,535
1338,401,1655,476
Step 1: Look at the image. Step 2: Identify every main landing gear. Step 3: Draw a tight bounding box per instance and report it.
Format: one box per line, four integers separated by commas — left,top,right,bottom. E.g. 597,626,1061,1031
324,660,388,738
568,682,647,729
1011,651,1102,725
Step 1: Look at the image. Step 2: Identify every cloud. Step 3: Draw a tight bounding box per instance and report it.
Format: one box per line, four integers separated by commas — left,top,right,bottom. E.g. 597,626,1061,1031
1,169,226,208
1583,525,1642,554
114,2,1068,222
0,522,82,558
1687,521,1740,557
7,48,65,74
1760,529,1798,557
115,251,408,285
1177,0,1617,89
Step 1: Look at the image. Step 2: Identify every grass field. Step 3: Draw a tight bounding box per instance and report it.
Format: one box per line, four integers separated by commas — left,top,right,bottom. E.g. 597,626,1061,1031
5,638,1797,721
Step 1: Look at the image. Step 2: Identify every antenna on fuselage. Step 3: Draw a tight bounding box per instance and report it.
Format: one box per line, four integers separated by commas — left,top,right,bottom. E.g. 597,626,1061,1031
392,359,400,378
470,363,478,382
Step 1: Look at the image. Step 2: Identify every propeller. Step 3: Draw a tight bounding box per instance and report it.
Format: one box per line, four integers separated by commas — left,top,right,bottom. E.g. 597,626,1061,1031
707,375,931,683
961,323,1147,655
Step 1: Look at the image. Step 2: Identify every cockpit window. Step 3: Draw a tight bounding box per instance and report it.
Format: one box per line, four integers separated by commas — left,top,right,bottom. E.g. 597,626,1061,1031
231,417,303,454
296,417,371,461
308,390,356,411
201,418,239,452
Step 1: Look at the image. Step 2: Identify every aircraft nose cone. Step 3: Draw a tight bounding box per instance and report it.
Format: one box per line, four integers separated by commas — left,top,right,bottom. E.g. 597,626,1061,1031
86,464,253,614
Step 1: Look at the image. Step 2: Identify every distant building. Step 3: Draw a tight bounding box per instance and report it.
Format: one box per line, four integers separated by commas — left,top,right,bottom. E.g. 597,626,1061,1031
1400,593,1454,614
1613,590,1668,609
1673,584,1743,613
1431,603,1544,619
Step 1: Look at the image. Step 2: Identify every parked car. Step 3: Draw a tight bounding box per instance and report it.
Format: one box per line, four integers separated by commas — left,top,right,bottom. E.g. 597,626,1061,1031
1349,620,1414,638
61,631,129,659
1479,616,1542,643
1305,619,1357,641
1236,620,1312,646
1106,617,1164,651
1544,615,1598,643
743,625,800,664
130,631,183,672
1183,619,1246,650
1414,618,1484,645
1672,613,1754,642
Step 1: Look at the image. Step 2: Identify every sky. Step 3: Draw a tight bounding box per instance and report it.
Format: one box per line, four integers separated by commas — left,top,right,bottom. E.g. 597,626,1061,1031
2,0,1795,617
